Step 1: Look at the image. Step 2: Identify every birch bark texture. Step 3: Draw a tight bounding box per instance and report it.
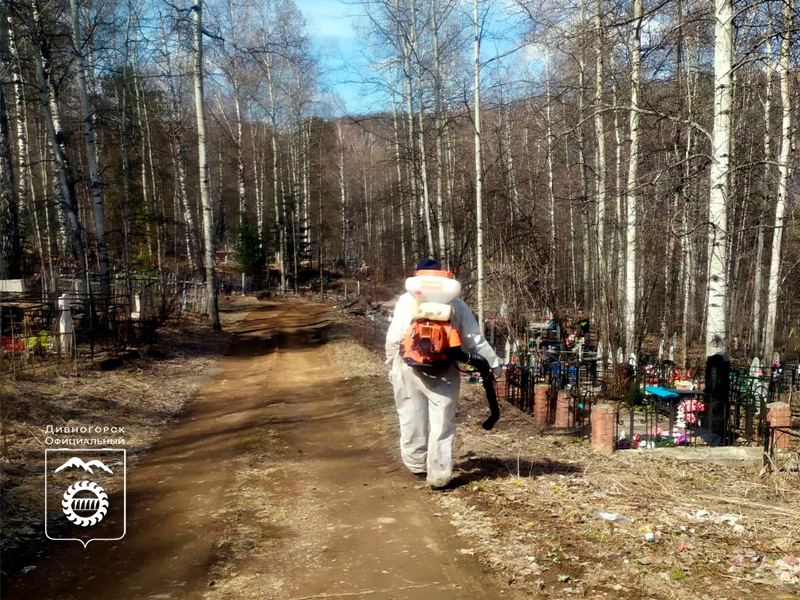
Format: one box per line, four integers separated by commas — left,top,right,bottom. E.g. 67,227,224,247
706,0,733,356
624,0,642,357
193,0,220,330
474,0,484,334
29,0,88,280
763,2,793,362
753,11,773,353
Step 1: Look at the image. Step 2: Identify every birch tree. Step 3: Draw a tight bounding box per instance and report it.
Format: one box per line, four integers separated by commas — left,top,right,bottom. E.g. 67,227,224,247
193,0,220,330
593,0,607,327
70,0,111,301
624,0,642,357
25,0,88,280
474,0,484,333
160,10,202,273
706,0,733,356
763,1,793,363
752,9,773,353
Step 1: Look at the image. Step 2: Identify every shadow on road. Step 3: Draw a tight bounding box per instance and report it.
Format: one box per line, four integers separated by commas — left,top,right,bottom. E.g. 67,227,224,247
450,456,583,488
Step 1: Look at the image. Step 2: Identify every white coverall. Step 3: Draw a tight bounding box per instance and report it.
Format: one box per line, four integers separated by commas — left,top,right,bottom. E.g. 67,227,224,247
385,293,501,487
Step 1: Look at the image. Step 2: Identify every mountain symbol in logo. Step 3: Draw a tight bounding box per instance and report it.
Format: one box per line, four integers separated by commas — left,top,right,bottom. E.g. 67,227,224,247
54,457,113,475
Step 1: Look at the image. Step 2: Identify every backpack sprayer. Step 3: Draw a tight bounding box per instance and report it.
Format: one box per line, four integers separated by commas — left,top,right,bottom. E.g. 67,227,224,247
401,270,500,430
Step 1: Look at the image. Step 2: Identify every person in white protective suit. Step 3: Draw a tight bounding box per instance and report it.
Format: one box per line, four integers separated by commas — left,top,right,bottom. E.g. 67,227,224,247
385,259,502,489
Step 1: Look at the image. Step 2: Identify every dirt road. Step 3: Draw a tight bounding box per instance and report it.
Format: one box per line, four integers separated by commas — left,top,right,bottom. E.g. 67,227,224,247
4,303,505,600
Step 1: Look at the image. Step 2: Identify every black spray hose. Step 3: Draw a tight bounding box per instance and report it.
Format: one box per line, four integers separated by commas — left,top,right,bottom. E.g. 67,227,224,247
446,347,500,430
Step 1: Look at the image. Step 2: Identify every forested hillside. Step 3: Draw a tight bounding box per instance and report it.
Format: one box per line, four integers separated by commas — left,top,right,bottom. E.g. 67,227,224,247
1,0,798,363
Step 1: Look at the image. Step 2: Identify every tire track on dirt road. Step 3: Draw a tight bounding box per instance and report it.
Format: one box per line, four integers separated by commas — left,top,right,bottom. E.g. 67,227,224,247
3,303,509,600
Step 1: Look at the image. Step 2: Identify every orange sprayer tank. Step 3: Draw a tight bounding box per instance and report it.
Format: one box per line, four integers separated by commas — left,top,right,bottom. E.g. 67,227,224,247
402,321,462,366
402,270,462,366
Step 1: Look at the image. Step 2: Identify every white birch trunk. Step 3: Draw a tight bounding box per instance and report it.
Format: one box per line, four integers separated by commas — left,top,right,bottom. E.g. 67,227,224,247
705,0,733,356
612,79,625,319
445,127,456,258
119,6,134,299
234,89,247,228
576,1,591,309
159,12,199,272
474,0,484,334
302,121,311,250
252,120,264,242
400,28,419,258
174,139,201,272
763,2,792,362
753,14,772,354
545,48,557,295
193,0,220,330
431,0,446,264
29,0,87,279
263,55,287,293
132,26,158,266
8,16,37,276
390,84,407,268
337,122,348,267
594,0,607,315
624,0,642,357
681,38,699,365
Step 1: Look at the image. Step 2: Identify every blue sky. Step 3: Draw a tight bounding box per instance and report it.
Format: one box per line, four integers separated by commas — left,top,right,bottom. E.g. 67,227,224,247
296,0,368,114
295,0,533,116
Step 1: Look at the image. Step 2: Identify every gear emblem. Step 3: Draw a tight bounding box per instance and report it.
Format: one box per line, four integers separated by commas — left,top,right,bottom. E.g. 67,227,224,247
61,480,109,527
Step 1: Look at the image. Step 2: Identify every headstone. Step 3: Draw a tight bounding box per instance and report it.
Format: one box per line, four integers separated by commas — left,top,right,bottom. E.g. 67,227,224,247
0,280,24,293
749,357,760,378
703,353,730,441
131,293,142,320
750,356,768,415
58,294,74,357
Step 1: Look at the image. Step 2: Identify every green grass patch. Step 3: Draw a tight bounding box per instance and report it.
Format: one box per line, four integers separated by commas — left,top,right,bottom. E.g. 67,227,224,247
669,569,686,581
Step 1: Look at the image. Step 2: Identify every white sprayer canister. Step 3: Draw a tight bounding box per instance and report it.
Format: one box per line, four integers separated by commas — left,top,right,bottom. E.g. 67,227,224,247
405,274,461,305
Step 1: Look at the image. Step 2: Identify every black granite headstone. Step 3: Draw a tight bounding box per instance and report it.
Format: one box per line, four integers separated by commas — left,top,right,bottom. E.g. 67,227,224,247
703,353,730,442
